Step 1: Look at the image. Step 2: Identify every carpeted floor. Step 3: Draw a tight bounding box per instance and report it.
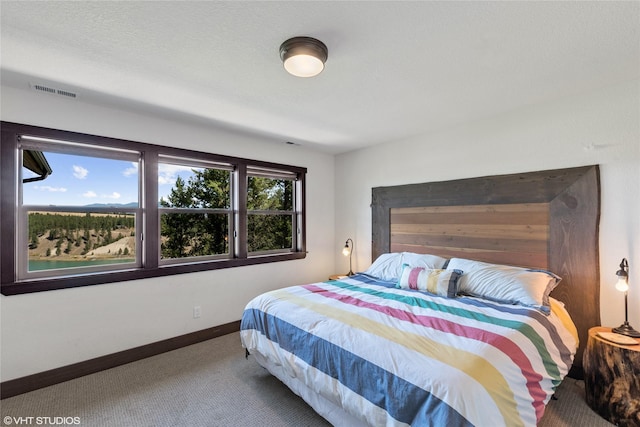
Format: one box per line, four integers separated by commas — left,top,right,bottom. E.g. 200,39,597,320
1,331,613,426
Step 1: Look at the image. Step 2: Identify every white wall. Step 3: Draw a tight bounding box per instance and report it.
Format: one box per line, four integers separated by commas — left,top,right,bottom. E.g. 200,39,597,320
0,85,336,381
2,79,638,383
335,79,640,331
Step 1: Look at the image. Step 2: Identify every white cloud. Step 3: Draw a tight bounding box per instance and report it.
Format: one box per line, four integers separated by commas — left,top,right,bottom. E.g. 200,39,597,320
158,163,196,186
82,191,121,200
123,162,138,177
33,185,67,193
73,165,88,179
103,192,121,199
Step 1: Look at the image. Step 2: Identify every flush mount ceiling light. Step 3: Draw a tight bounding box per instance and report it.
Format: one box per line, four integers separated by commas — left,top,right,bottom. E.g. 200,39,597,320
279,36,328,78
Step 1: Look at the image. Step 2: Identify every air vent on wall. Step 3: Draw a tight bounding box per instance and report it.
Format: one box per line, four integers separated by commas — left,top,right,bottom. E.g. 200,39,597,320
30,83,78,99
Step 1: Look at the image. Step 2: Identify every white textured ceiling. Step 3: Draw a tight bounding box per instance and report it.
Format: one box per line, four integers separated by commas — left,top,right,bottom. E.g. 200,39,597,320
1,1,638,154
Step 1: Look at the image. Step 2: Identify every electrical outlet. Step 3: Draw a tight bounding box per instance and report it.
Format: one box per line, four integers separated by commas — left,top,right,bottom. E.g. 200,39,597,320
193,306,201,319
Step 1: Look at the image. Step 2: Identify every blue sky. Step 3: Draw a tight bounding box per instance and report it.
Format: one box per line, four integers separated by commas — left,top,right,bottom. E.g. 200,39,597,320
23,151,197,206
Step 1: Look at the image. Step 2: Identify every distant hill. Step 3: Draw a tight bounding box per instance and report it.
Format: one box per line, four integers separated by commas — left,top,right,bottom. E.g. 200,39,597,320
29,226,135,260
28,211,136,261
83,202,139,208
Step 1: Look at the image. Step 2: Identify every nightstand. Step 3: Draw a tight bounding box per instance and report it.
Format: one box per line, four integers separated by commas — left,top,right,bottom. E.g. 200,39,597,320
583,326,640,427
328,274,348,280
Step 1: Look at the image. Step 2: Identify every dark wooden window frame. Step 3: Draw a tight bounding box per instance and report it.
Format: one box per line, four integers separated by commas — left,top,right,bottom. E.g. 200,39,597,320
1,121,306,295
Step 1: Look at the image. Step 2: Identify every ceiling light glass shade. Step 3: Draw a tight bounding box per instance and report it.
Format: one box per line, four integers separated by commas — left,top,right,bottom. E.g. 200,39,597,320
280,37,328,78
284,54,324,77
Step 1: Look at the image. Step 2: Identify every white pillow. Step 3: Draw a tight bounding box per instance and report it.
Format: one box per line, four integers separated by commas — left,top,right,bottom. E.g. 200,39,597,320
447,258,561,313
363,253,403,281
364,252,447,281
401,252,447,270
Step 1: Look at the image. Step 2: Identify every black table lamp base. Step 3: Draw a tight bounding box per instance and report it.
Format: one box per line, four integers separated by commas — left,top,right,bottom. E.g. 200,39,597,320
612,322,640,338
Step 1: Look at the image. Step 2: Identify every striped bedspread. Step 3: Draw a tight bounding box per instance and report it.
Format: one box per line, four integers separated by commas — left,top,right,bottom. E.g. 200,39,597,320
240,274,577,427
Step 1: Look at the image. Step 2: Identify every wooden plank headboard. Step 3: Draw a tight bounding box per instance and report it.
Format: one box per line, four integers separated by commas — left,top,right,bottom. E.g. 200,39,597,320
372,165,600,375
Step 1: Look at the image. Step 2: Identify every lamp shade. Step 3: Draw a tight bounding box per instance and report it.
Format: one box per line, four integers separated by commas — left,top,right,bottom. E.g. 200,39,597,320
615,277,630,292
280,37,328,78
342,238,354,276
342,244,351,257
615,258,629,292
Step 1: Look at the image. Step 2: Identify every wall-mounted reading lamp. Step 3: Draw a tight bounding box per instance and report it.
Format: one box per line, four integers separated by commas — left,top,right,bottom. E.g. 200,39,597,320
342,238,354,276
612,258,640,337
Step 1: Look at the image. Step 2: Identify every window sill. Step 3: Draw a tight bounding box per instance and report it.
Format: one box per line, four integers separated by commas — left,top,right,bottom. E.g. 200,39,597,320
1,251,307,295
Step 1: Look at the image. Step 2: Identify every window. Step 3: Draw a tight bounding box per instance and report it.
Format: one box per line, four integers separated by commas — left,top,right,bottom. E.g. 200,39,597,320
158,156,232,263
247,167,299,254
18,139,141,281
1,122,306,295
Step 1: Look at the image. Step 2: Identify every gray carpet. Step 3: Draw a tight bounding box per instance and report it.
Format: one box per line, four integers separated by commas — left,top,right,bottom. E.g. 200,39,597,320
1,332,613,426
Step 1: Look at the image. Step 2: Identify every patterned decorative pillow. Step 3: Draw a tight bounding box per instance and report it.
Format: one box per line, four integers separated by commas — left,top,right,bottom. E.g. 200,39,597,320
396,264,462,298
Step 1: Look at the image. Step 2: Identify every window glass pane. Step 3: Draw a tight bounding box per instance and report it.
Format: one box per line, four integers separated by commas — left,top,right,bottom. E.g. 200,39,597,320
159,163,230,208
247,177,293,211
160,213,229,259
22,151,139,207
248,214,292,252
27,211,136,272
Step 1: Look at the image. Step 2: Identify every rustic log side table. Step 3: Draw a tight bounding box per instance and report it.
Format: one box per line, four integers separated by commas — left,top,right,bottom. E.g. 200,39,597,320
583,326,640,427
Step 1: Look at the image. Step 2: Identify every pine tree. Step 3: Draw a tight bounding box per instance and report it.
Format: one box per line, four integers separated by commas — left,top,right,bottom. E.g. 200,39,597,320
160,171,230,258
30,232,39,249
159,170,292,258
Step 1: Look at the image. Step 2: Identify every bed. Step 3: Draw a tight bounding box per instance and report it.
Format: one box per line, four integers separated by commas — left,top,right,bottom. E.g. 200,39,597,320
241,166,600,427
